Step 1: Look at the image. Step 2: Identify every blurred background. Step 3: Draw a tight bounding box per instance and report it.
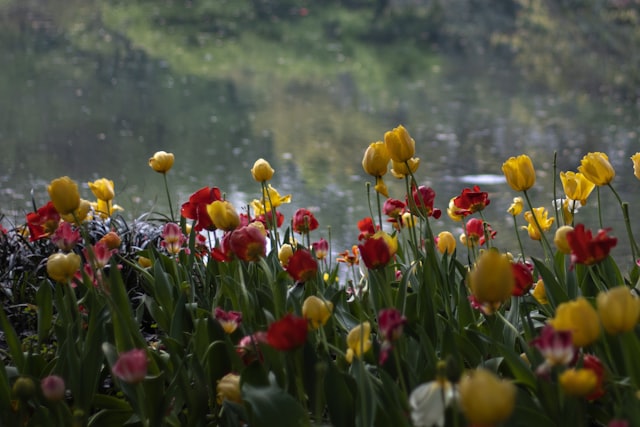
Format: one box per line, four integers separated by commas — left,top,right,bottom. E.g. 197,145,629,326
1,0,638,260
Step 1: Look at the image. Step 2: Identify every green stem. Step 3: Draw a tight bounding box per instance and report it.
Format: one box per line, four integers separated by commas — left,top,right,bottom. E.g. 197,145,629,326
163,173,175,222
523,190,553,260
596,186,603,230
607,183,639,262
512,215,526,261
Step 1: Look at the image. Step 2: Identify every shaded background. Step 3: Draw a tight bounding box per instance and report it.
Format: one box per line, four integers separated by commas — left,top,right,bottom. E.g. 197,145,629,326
1,0,639,260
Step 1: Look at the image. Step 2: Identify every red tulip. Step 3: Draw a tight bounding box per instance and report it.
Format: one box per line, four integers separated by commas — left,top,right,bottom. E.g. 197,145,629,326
567,223,617,266
285,249,318,282
180,186,222,231
267,314,308,351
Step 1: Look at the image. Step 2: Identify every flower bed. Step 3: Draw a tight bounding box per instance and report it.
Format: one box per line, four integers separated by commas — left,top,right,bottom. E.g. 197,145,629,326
1,131,640,427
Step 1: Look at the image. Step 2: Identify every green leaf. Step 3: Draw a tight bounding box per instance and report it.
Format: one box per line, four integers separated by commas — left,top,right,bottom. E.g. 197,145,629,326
532,257,568,309
0,304,25,371
242,382,310,427
92,393,134,411
87,410,135,427
350,358,377,427
36,282,53,345
494,341,537,391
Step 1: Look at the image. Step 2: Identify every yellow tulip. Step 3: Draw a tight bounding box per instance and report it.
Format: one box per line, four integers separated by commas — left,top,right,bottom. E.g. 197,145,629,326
632,152,640,180
436,231,456,255
373,230,398,257
390,158,420,179
596,286,640,335
459,369,516,426
148,151,175,173
523,207,554,241
207,200,240,231
467,249,514,306
91,199,123,219
216,373,241,404
251,185,292,215
278,243,294,267
251,158,275,182
550,297,601,347
507,197,524,216
578,152,615,186
554,225,574,254
447,197,464,222
60,199,92,224
532,279,548,305
138,256,152,269
560,171,595,206
302,295,334,330
48,176,81,215
345,322,372,363
559,368,598,397
502,155,536,192
88,178,115,202
362,141,390,177
401,212,418,228
384,125,415,163
47,252,81,283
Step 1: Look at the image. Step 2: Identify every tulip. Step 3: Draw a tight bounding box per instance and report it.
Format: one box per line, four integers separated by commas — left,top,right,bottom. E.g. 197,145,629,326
311,238,329,260
345,322,372,363
631,152,640,180
378,308,406,343
229,225,267,262
567,223,617,266
292,208,319,234
213,307,243,334
502,154,536,192
583,354,606,400
532,279,548,305
138,256,152,269
148,150,175,173
507,197,524,216
550,297,600,347
447,197,464,222
559,368,598,397
523,207,554,241
99,231,122,250
88,178,115,202
560,171,595,206
216,373,241,404
60,199,91,224
596,286,640,335
459,369,516,426
358,231,396,269
554,225,574,254
12,377,36,400
467,249,514,307
48,176,81,215
47,252,81,283
451,185,490,217
278,243,294,266
531,324,576,373
251,185,292,215
266,313,308,351
41,375,66,402
362,141,390,177
285,249,318,282
409,379,456,427
250,158,275,182
302,296,333,330
26,201,61,242
578,152,615,186
384,125,416,163
112,349,148,384
436,231,456,255
181,186,222,231
390,158,420,179
207,200,240,231
511,261,534,297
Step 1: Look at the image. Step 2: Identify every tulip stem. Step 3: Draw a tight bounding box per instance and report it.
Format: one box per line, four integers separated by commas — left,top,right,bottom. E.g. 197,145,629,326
523,190,553,260
162,173,175,222
512,215,526,261
607,183,639,262
596,187,604,230
552,151,561,227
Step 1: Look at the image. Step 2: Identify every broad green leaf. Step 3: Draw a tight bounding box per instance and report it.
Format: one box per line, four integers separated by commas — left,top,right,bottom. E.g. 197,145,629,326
36,282,53,345
242,382,310,427
0,304,25,371
532,257,568,309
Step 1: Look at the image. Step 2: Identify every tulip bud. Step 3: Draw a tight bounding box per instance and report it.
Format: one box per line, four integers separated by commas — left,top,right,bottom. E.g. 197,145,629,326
436,231,456,255
632,152,640,181
99,231,122,250
502,155,536,192
88,178,115,202
207,200,240,231
48,176,81,215
46,252,81,283
12,376,36,400
459,369,516,426
278,243,294,267
345,322,371,363
596,286,640,335
384,125,415,163
362,141,390,177
578,152,615,186
559,368,598,397
41,375,66,402
251,158,275,182
302,296,333,330
112,349,148,384
550,297,600,347
554,225,574,254
467,249,514,307
216,373,242,404
148,151,175,173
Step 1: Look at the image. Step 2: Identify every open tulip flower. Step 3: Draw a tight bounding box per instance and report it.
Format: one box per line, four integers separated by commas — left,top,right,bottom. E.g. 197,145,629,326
5,133,640,427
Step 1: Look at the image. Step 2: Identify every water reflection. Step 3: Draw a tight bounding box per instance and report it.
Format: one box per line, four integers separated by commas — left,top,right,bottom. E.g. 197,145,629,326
1,7,639,265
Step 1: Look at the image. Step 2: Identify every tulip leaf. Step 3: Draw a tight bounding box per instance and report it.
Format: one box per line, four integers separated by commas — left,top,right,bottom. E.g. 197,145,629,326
36,282,53,345
350,358,377,427
242,382,310,427
532,257,568,308
87,410,135,427
494,341,537,391
0,304,25,371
